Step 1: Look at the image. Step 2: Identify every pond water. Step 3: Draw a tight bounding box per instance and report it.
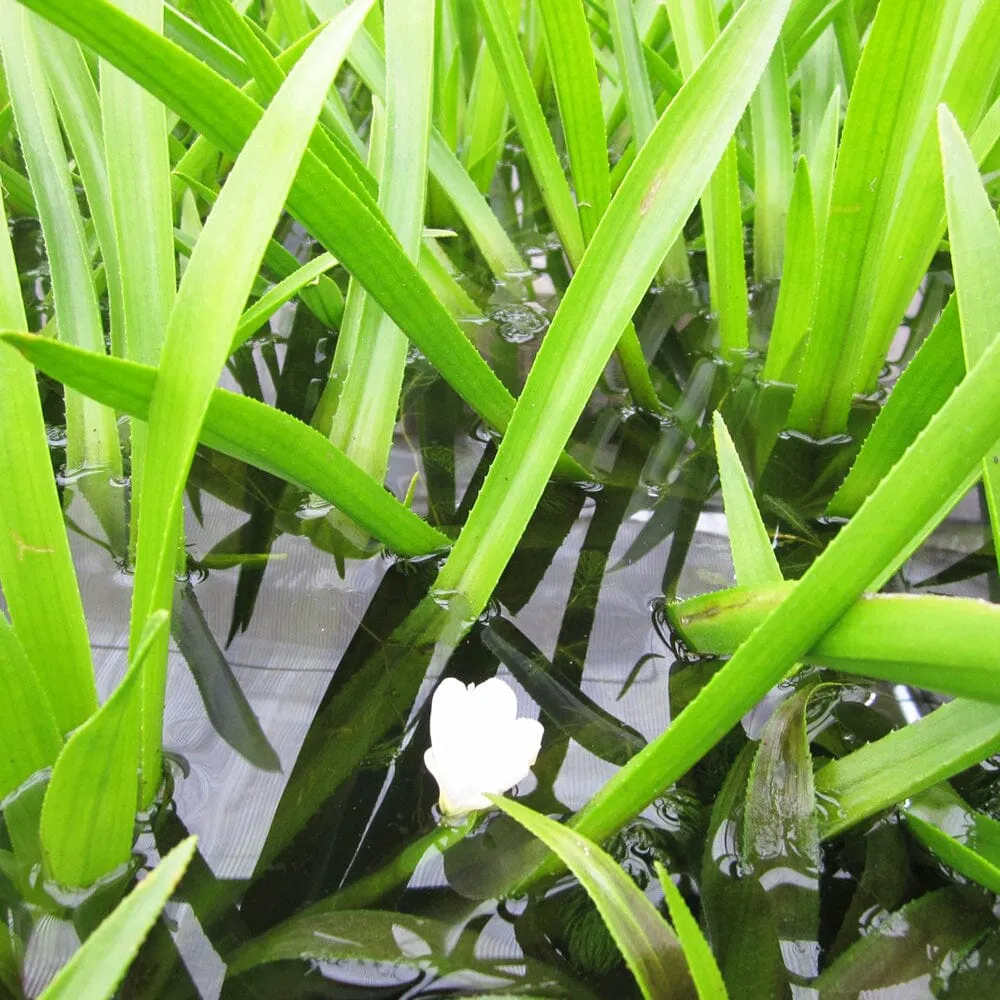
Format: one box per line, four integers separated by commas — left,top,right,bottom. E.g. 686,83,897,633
4,191,999,998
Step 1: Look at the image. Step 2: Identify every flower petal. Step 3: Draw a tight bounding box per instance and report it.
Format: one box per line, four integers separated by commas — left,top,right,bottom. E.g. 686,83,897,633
429,677,471,752
478,716,544,796
468,676,519,729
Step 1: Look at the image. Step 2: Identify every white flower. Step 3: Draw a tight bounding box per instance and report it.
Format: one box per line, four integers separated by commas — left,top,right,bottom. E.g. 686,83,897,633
424,676,544,818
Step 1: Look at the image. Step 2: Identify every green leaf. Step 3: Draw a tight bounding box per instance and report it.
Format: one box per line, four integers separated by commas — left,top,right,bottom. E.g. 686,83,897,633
463,29,509,193
489,795,693,1000
939,103,1000,573
603,0,689,286
699,747,788,998
128,0,376,803
742,26,793,282
0,615,62,799
668,582,1000,705
826,296,964,517
487,0,664,412
34,20,126,359
0,2,122,478
761,158,816,383
475,0,584,264
482,618,647,767
814,698,1000,839
0,170,96,732
39,612,168,888
903,784,1000,895
232,252,338,352
664,0,748,353
787,0,948,435
326,0,434,496
534,0,610,245
813,888,994,996
306,0,529,279
0,333,450,557
99,0,177,553
172,584,281,772
163,4,248,83
39,836,197,1000
435,0,795,612
655,862,728,1000
712,412,782,586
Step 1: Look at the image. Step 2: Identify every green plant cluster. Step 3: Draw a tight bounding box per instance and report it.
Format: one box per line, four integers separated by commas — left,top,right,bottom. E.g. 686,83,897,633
1,0,1000,996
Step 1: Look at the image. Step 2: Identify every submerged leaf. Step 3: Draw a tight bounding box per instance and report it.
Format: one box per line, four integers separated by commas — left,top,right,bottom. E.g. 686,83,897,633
172,584,281,773
903,783,1000,895
482,619,647,766
490,795,695,1000
814,887,993,995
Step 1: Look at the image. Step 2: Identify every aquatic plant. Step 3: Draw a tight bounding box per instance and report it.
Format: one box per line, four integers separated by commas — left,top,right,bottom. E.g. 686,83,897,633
0,0,999,995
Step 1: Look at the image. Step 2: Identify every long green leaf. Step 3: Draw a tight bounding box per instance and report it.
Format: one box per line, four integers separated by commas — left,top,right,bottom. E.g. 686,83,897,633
903,784,1000,895
34,22,126,358
326,0,434,494
814,699,1000,839
0,333,450,556
668,583,1000,705
475,0,584,264
761,158,815,382
490,795,693,1000
655,863,728,1000
663,0,748,353
18,0,530,449
788,0,948,433
129,0,377,805
491,0,663,412
100,0,177,553
939,104,1000,572
463,33,508,193
306,0,528,279
534,0,609,245
39,612,168,888
232,252,338,351
826,296,963,517
0,615,62,799
39,836,197,1000
742,19,793,281
0,167,96,731
604,0,689,283
435,0,793,613
0,1,123,507
850,4,1000,396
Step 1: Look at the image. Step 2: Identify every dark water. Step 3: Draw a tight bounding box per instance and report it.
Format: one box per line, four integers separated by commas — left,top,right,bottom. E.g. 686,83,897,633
3,200,999,998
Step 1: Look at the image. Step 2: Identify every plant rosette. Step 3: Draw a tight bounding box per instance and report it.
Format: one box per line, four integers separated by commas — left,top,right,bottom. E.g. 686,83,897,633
424,676,544,819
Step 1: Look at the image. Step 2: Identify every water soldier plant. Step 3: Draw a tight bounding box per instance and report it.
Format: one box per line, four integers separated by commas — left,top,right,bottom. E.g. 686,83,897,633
1,0,1000,995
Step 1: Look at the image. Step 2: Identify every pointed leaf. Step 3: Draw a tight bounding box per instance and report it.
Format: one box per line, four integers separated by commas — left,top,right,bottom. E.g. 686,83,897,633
39,837,197,1000
39,613,168,888
0,332,450,558
490,795,693,1000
